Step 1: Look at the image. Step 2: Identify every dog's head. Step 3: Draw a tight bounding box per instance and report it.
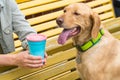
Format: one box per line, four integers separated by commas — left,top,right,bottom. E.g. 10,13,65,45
56,3,101,45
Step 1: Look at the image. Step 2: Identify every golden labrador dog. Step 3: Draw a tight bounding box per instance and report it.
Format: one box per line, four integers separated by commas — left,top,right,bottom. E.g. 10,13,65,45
56,3,120,80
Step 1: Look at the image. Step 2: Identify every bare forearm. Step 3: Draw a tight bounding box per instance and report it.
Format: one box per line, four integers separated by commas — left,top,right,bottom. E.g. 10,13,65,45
0,54,15,66
0,51,47,68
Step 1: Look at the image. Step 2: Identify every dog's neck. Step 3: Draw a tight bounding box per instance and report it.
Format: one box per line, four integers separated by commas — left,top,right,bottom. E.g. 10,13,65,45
73,29,104,52
73,30,92,46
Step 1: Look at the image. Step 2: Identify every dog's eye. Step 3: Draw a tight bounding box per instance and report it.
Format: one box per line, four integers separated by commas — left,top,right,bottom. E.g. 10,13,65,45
74,12,80,15
64,10,66,13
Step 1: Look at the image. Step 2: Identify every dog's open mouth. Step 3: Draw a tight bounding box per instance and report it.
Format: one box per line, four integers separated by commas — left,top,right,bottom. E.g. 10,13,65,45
58,27,81,45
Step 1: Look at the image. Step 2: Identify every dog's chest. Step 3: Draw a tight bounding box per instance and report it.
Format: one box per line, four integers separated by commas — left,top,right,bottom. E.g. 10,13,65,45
76,53,107,80
77,61,106,80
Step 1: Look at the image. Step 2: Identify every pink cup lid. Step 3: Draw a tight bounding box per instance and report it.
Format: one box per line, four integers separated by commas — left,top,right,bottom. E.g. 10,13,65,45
26,34,47,41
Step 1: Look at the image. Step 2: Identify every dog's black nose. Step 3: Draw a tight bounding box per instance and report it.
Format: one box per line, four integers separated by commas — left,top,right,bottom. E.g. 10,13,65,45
56,18,64,26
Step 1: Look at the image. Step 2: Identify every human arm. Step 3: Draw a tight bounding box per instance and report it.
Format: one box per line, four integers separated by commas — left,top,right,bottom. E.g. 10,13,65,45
10,0,37,49
1,0,48,68
0,51,47,68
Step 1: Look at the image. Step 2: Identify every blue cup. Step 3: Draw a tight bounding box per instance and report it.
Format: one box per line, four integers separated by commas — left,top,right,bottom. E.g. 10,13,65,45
26,34,47,59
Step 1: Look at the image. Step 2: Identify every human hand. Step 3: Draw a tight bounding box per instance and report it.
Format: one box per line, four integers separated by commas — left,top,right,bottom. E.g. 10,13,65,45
13,50,47,68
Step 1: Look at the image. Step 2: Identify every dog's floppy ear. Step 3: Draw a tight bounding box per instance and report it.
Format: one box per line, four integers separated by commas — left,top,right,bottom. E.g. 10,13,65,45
91,12,101,38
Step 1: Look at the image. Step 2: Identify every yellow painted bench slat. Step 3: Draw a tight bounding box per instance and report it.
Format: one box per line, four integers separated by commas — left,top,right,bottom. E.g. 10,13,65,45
87,0,112,7
27,11,63,25
103,17,120,33
93,4,113,13
100,11,114,20
18,0,59,10
112,31,120,39
54,71,80,80
16,0,31,4
102,18,114,23
20,60,76,80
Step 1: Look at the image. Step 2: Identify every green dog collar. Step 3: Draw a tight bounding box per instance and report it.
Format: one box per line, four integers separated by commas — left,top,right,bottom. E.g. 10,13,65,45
75,29,104,52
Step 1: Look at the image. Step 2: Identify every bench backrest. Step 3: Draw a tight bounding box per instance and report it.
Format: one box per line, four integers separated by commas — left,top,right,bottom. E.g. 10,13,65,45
14,0,115,51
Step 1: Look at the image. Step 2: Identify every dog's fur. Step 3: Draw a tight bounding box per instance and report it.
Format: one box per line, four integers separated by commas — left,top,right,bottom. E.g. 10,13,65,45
56,3,120,80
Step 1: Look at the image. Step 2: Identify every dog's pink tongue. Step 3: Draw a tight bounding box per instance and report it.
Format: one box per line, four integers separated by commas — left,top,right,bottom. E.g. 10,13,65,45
58,29,72,45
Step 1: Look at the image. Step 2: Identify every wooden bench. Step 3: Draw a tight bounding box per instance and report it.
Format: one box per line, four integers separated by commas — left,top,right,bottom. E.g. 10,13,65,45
0,0,119,80
16,0,32,4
